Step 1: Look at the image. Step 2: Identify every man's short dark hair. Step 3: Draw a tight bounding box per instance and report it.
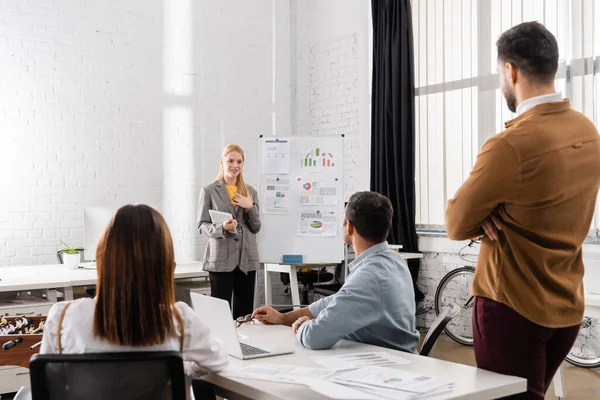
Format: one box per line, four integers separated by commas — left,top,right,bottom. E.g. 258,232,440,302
345,191,393,243
496,21,558,84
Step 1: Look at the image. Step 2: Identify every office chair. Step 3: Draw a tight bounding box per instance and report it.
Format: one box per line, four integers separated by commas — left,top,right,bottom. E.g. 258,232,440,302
312,262,345,300
29,351,186,400
419,303,460,357
280,268,334,305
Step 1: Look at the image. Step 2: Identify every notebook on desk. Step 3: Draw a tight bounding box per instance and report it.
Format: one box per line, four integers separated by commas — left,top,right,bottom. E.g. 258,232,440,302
190,293,294,360
78,262,97,269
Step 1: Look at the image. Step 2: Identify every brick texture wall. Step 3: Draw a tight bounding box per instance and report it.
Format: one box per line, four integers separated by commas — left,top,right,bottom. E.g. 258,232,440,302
0,0,291,266
259,0,370,308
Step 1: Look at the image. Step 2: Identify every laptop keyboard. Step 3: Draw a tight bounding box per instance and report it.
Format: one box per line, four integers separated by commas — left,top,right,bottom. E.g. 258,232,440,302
240,342,270,356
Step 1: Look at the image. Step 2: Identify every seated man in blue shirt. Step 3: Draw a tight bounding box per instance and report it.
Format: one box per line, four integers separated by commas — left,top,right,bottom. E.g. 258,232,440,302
252,191,419,353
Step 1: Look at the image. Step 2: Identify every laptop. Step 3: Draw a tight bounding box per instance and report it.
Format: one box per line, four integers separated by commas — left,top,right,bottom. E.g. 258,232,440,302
190,293,294,360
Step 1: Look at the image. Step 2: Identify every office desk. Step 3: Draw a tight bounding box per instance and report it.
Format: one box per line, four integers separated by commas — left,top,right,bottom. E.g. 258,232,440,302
0,262,208,301
263,251,424,310
0,366,29,395
204,324,527,400
585,293,600,318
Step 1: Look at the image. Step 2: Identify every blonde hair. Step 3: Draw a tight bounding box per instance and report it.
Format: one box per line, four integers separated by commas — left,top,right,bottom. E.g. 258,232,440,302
215,144,249,196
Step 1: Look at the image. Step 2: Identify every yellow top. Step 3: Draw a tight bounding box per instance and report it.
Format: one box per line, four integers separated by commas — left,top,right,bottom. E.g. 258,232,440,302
225,184,237,206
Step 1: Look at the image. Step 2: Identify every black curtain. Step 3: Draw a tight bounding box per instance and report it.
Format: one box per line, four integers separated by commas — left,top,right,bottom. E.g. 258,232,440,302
370,0,423,301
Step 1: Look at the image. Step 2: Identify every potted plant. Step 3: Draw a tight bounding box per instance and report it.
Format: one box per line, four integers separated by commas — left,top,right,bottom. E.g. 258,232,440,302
60,240,80,270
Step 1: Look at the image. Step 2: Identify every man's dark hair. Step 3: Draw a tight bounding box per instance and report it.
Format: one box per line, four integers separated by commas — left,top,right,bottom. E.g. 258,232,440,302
344,191,393,243
497,21,558,84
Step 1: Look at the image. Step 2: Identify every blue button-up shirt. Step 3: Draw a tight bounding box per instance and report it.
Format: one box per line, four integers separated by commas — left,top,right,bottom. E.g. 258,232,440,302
296,242,419,353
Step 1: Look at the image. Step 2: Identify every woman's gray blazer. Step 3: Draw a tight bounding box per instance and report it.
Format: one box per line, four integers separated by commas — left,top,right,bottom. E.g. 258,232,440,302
196,180,261,273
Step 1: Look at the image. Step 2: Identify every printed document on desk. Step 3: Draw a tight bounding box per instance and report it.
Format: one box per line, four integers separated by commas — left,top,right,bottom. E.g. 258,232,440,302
338,381,451,400
331,366,453,396
292,377,378,400
230,363,334,384
310,352,412,371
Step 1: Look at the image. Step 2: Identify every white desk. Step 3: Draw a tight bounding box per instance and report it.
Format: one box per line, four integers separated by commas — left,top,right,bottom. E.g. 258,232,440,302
263,251,424,310
204,324,527,400
0,366,30,395
0,262,208,302
585,292,600,318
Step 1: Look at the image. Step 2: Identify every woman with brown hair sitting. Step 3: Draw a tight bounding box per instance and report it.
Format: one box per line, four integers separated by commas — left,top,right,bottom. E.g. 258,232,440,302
40,204,228,376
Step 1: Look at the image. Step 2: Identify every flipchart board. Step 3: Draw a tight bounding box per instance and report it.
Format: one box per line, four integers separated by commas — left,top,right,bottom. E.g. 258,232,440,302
257,136,345,264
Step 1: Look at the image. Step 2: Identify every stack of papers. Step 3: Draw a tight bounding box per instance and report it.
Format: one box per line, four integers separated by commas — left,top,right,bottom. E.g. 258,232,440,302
231,363,335,384
229,353,453,400
311,352,412,371
331,366,453,399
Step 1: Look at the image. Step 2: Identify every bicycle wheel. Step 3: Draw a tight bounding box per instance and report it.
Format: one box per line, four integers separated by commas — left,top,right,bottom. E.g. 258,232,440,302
565,316,600,368
434,266,476,346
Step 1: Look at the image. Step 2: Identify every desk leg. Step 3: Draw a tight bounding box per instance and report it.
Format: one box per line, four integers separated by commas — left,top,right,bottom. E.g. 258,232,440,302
286,265,301,310
553,365,566,399
63,287,74,301
264,264,273,306
253,271,259,309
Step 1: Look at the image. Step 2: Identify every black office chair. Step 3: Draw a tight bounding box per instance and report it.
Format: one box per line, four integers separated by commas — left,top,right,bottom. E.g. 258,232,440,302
280,268,334,305
419,303,460,357
29,351,186,400
312,262,345,300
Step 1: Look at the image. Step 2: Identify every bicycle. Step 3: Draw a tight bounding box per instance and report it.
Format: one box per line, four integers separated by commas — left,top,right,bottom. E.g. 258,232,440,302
434,239,600,368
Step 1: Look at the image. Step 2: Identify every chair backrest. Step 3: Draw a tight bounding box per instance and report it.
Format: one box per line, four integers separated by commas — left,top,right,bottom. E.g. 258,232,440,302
29,351,186,400
419,303,460,357
56,249,85,264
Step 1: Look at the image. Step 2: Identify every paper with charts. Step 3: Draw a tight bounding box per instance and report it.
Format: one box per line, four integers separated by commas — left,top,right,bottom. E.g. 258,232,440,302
261,139,290,174
298,179,338,206
262,177,291,214
331,366,453,397
298,209,337,237
230,363,334,384
300,144,337,173
310,352,412,371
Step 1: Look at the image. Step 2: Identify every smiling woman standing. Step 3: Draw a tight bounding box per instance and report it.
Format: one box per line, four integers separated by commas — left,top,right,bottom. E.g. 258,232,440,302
197,144,261,319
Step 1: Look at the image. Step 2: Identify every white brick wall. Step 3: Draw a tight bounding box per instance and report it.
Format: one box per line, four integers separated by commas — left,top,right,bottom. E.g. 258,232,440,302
293,0,371,201
0,0,292,266
415,237,477,328
0,0,374,315
259,0,371,308
308,34,360,200
0,0,164,266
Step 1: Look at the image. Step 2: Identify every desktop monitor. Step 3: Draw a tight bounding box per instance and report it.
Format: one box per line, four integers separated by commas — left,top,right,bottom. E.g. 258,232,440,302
83,207,115,261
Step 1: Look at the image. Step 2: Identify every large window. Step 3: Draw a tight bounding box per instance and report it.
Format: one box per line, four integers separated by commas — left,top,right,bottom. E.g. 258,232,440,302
412,0,600,231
